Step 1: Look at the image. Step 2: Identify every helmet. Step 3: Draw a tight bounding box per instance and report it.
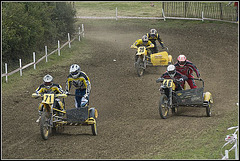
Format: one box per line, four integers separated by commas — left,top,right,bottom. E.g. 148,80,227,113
70,64,81,78
150,29,157,37
142,35,148,45
177,55,187,67
167,65,176,78
43,74,53,88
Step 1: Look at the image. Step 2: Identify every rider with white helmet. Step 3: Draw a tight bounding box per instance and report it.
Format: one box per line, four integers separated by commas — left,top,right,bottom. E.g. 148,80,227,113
147,28,165,53
66,64,91,108
158,65,188,91
36,74,64,94
174,55,201,89
35,74,65,122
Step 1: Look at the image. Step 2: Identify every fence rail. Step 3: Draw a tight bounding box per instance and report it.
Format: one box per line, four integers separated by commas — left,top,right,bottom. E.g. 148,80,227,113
75,2,238,23
2,24,85,83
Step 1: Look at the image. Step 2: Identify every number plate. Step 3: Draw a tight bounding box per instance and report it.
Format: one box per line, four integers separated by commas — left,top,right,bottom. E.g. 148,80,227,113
138,47,146,55
163,79,173,88
43,94,54,104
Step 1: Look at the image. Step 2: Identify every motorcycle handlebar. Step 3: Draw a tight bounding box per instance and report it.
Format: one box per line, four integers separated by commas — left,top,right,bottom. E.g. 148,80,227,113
66,93,83,97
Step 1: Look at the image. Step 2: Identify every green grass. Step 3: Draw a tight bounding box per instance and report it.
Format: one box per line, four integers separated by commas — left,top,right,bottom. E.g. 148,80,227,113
141,107,238,159
74,1,234,20
75,2,163,17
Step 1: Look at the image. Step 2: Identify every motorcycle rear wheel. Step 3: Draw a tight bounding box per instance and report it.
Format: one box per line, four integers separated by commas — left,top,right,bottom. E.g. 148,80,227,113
159,94,170,119
40,111,51,140
136,57,144,77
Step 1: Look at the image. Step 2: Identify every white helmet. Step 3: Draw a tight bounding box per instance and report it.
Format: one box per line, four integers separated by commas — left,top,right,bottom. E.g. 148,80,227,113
43,74,53,88
142,35,148,45
167,65,176,78
150,29,157,37
70,64,81,78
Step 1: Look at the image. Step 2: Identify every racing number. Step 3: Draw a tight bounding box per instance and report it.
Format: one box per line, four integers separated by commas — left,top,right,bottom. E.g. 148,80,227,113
43,94,54,104
163,79,173,88
139,47,145,53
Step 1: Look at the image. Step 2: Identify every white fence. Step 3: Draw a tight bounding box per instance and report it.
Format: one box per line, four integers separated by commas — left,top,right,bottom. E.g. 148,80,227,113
75,7,238,24
221,126,239,160
2,24,85,83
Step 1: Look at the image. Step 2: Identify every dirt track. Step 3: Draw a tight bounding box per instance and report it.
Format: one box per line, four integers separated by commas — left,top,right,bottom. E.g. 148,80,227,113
2,19,238,159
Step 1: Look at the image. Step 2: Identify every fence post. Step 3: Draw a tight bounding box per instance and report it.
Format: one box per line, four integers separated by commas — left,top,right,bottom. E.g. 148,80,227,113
68,33,71,48
116,7,118,21
219,3,223,20
184,2,187,18
162,8,166,21
33,52,36,69
202,11,204,22
19,59,22,76
235,141,238,160
45,46,48,62
58,40,60,56
78,27,81,41
225,150,229,159
82,24,85,37
5,63,8,83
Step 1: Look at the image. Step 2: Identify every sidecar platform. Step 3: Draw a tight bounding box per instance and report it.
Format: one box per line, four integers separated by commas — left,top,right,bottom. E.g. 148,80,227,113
175,87,204,106
66,106,89,124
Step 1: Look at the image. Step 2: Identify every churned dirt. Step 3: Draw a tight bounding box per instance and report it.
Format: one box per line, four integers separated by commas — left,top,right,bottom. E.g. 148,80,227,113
1,19,238,159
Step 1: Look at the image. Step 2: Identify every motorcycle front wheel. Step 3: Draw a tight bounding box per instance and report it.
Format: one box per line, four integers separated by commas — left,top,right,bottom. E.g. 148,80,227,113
159,94,170,119
40,111,51,140
135,57,145,77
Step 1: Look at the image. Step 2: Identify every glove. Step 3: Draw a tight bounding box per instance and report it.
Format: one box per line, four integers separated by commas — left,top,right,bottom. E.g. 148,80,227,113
183,75,188,81
83,94,88,99
178,78,184,82
65,91,70,95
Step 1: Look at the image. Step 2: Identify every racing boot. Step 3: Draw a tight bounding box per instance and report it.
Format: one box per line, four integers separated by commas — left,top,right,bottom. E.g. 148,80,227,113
36,111,42,123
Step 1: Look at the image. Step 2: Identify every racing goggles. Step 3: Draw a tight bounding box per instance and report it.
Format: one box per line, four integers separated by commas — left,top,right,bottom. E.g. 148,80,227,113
150,34,155,38
44,82,52,86
168,71,176,75
178,61,186,66
71,71,79,76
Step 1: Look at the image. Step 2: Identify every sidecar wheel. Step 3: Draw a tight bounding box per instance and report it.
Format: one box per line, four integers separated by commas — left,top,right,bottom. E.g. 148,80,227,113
91,122,97,136
171,107,178,115
89,108,97,136
40,111,51,140
159,94,169,119
136,58,144,77
206,103,212,117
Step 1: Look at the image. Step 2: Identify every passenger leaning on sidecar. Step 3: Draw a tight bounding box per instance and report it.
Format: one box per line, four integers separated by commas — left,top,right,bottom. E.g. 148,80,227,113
35,74,65,123
160,65,188,91
65,64,91,108
174,55,201,89
146,29,165,53
131,35,154,61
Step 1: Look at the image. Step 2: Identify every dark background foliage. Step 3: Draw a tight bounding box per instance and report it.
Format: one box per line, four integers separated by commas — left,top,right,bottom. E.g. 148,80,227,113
2,2,76,70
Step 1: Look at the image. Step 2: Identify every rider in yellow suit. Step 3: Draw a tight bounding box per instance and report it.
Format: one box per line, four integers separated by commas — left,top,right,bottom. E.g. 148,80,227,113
35,74,65,123
131,35,154,62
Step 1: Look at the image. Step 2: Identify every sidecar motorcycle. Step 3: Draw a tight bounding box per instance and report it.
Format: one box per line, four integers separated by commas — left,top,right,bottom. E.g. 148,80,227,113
32,93,98,140
156,77,213,119
131,45,173,77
